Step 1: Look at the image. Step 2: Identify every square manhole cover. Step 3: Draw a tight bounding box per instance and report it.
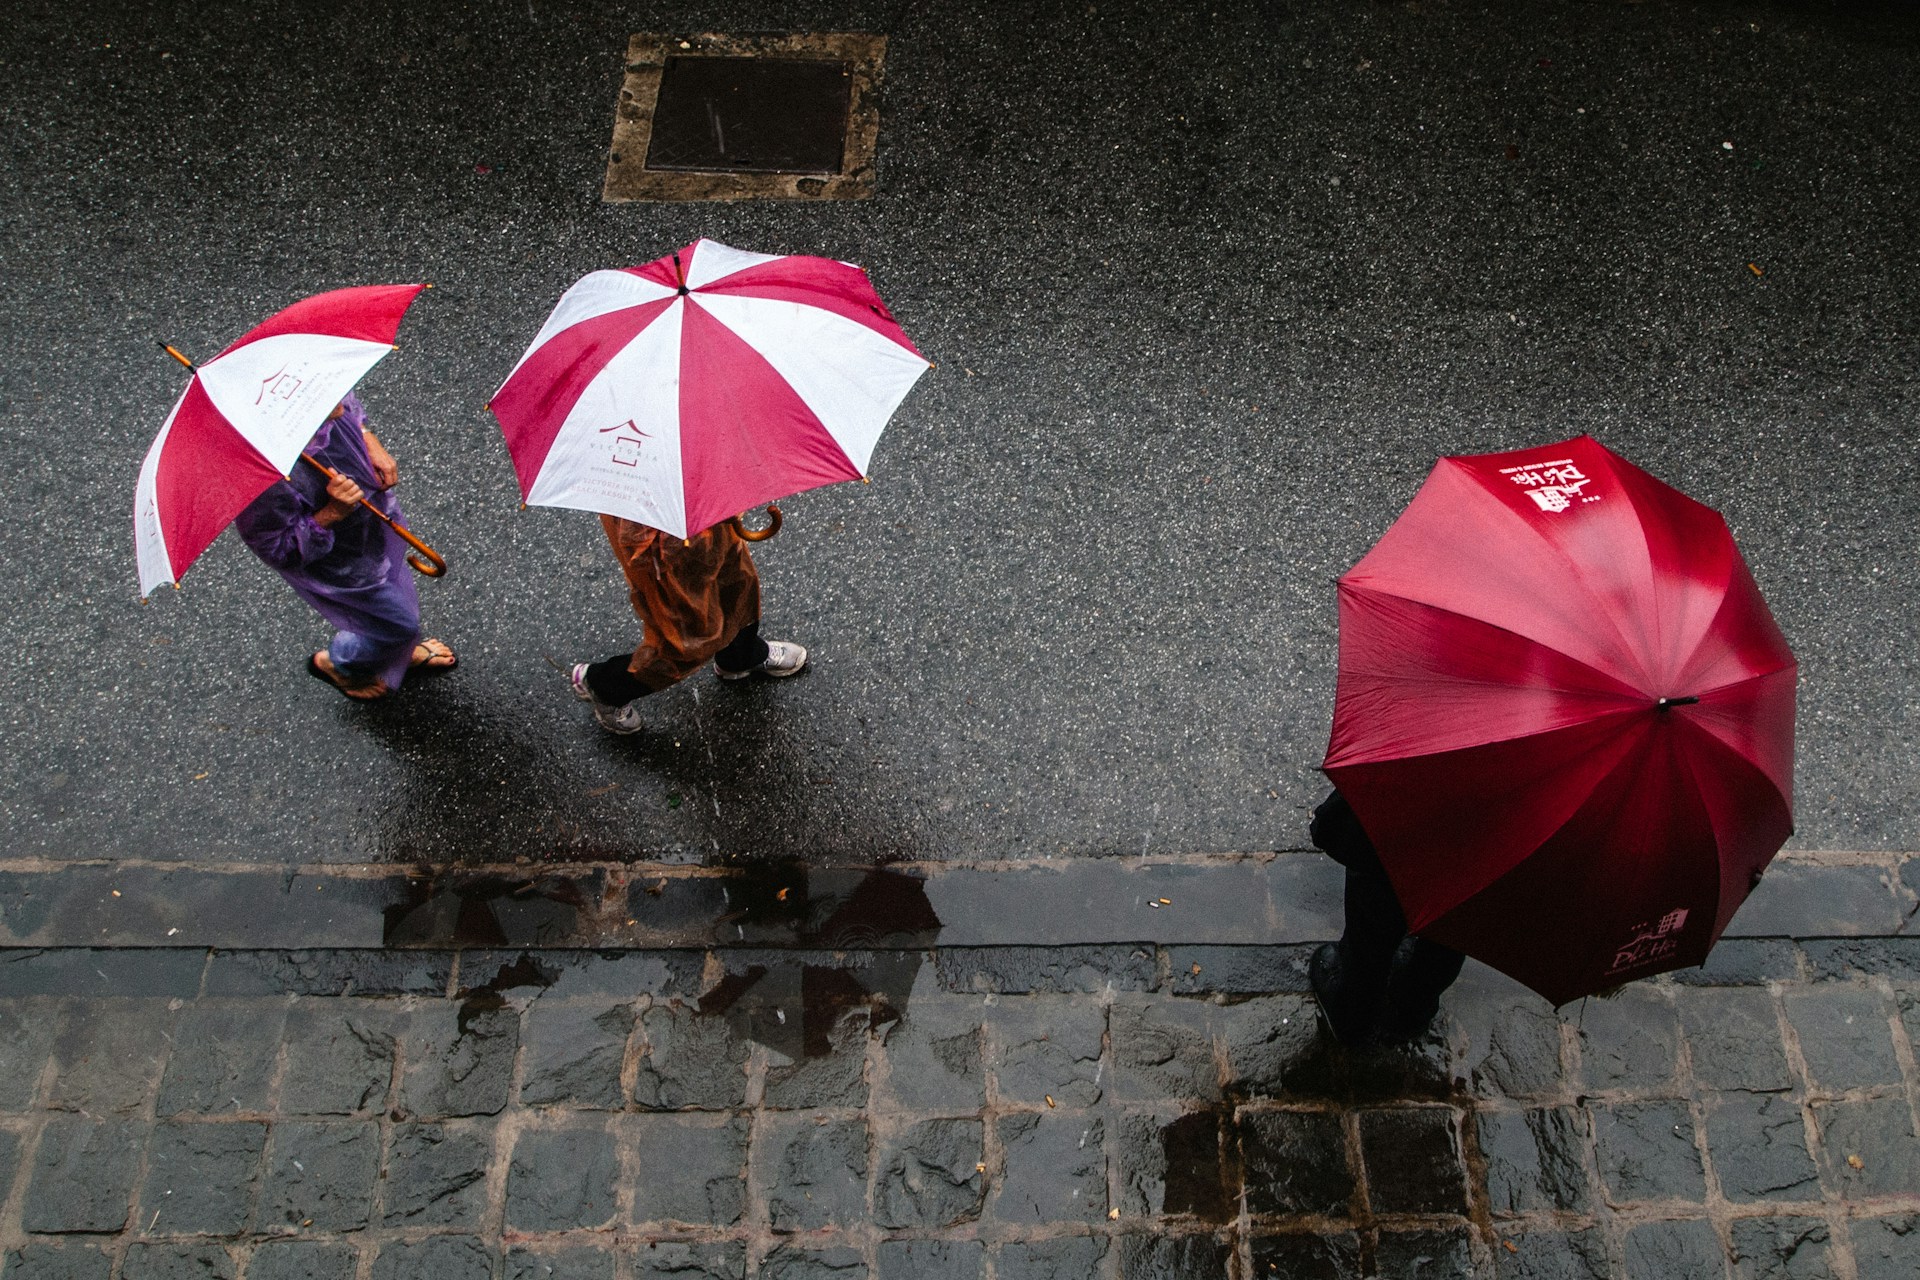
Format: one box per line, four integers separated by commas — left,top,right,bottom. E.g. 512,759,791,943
605,33,886,201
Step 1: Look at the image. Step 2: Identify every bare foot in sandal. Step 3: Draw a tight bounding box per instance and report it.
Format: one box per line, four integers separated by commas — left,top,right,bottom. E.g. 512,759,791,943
308,651,389,700
410,638,458,672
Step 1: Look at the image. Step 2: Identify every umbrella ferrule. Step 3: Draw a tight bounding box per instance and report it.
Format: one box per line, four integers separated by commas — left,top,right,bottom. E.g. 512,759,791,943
1656,696,1700,710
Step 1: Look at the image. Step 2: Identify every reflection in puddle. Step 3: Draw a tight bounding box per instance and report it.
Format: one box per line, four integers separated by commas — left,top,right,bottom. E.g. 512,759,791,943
383,874,592,947
1159,1109,1235,1224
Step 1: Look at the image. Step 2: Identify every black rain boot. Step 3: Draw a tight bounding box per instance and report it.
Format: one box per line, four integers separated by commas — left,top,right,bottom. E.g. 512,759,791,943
1310,943,1384,1048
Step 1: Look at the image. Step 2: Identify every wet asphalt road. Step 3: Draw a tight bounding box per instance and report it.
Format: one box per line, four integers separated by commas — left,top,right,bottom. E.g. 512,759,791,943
1,0,1915,866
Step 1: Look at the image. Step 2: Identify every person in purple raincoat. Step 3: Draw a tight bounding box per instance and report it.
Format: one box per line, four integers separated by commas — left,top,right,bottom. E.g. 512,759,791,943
233,393,455,699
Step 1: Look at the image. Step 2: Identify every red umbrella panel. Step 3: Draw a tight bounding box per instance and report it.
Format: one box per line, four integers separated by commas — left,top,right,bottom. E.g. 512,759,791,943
1322,435,1796,1005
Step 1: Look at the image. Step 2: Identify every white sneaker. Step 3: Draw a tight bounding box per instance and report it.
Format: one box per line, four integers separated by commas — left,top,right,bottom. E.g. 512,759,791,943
717,639,808,681
569,663,644,734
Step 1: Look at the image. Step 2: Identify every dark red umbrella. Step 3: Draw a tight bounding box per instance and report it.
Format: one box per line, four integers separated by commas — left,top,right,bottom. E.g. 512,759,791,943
1322,435,1796,1005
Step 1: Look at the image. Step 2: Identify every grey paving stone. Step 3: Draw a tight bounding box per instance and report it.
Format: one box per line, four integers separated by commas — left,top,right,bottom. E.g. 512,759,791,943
632,1003,749,1111
1216,995,1318,1100
993,1111,1107,1224
1246,1234,1362,1279
628,1241,747,1280
1491,1228,1611,1280
1783,987,1904,1090
155,1002,285,1115
1851,1213,1920,1280
763,1115,869,1232
875,1240,983,1280
203,950,453,997
1239,1109,1352,1216
625,1112,749,1226
871,997,984,1113
2,1243,113,1280
1671,940,1802,986
1902,990,1920,1058
1167,945,1315,994
1571,988,1682,1093
519,1001,634,1108
258,1120,378,1231
398,1001,517,1118
1476,1106,1592,1214
23,1116,141,1232
505,1123,618,1230
1730,1217,1833,1280
933,946,1155,994
0,952,205,999
1705,1092,1820,1203
468,951,704,1001
369,1237,493,1280
1622,1219,1723,1280
138,1120,266,1235
763,1006,870,1110
1110,999,1219,1103
0,999,56,1110
1375,1229,1482,1279
1460,996,1565,1099
1360,1107,1467,1216
244,1241,358,1280
1116,1108,1232,1222
1115,1233,1234,1279
758,1245,867,1280
987,996,1105,1106
1801,938,1920,983
1732,862,1901,936
121,1243,235,1280
48,999,172,1116
992,1237,1108,1280
506,1246,617,1280
1676,988,1793,1092
378,1122,491,1226
0,1128,20,1214
278,1001,398,1116
1811,1097,1920,1198
873,1116,984,1229
1592,1100,1706,1204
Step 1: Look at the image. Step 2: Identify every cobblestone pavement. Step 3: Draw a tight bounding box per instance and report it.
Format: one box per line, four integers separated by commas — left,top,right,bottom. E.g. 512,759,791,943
0,939,1917,1279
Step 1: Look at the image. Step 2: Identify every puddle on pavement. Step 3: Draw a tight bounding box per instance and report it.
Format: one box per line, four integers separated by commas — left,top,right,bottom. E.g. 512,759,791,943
383,873,595,947
1159,1109,1236,1223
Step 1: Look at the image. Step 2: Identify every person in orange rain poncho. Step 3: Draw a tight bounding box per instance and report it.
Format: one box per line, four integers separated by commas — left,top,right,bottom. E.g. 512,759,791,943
568,516,807,734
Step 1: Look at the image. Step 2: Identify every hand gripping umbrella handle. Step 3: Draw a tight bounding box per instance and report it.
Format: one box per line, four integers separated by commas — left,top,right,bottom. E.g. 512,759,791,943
300,454,448,577
729,504,783,542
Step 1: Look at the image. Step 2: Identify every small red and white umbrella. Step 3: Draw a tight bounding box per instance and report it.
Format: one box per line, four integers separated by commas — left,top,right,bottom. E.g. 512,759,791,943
487,239,929,538
134,284,430,598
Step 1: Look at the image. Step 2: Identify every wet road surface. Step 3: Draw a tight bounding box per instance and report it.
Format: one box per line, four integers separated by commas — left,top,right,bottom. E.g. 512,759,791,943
3,0,1917,866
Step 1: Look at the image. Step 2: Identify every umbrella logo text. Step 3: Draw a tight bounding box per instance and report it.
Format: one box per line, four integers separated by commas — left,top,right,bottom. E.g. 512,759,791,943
1500,459,1595,513
255,365,306,407
600,419,653,468
1607,907,1688,975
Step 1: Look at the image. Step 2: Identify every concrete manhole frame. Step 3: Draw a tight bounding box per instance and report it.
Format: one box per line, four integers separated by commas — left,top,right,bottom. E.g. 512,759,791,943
603,32,888,202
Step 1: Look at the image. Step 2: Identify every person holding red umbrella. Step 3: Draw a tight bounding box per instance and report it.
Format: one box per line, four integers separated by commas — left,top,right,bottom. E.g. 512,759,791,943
568,515,805,735
233,393,456,700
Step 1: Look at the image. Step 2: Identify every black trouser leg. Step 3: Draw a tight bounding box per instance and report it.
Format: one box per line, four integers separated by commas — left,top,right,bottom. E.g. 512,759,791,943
1335,848,1406,1013
585,655,651,704
713,622,768,674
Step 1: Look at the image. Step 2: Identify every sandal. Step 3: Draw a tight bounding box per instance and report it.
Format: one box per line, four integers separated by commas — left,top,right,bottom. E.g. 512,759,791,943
410,638,459,674
306,652,389,701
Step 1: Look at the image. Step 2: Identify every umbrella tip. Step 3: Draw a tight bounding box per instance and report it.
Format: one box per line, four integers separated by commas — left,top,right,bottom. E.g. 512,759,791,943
862,475,872,484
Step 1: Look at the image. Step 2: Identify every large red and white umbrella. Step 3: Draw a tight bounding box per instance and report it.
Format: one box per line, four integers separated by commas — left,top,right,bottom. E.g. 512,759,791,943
134,284,429,598
487,239,929,538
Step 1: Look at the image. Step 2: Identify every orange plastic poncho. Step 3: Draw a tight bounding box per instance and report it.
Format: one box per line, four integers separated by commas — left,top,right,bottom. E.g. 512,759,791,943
602,516,761,692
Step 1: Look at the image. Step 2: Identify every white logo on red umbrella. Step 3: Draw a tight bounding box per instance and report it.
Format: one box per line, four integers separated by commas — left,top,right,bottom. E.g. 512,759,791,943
1499,458,1596,513
599,419,652,468
1608,907,1689,974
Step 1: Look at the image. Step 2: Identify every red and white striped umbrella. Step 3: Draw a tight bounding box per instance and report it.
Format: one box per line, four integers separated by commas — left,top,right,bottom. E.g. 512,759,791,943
487,239,929,539
134,284,429,597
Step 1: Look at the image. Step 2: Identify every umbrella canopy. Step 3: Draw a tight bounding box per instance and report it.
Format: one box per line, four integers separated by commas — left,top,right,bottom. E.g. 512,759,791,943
487,238,929,539
134,284,429,597
1323,435,1796,1005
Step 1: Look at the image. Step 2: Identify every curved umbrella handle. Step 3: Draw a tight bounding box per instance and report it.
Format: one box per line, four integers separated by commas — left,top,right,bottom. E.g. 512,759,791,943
730,504,783,542
298,453,448,578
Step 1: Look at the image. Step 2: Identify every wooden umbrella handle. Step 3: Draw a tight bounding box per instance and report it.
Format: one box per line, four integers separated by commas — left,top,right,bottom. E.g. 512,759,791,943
299,454,447,577
730,504,783,542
